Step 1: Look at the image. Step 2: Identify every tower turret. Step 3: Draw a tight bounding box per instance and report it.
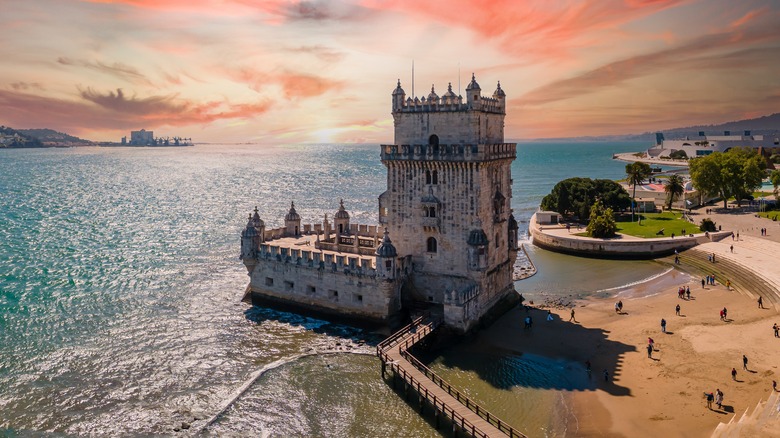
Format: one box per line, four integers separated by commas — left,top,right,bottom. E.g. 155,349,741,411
285,201,301,236
375,228,398,280
466,73,481,108
392,79,406,111
241,207,264,271
334,199,350,235
492,81,506,113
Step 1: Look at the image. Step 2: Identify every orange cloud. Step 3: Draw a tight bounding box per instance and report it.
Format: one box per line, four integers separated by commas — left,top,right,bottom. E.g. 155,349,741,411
235,69,344,98
0,88,270,136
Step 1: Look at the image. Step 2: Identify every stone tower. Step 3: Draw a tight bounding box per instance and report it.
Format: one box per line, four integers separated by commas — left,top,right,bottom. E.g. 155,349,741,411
379,74,518,331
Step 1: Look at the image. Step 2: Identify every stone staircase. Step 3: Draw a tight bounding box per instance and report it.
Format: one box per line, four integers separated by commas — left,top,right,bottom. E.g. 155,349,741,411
712,391,780,438
673,237,780,311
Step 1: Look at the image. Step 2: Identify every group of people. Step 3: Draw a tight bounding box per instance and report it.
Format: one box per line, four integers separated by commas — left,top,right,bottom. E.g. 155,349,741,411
704,389,725,410
719,307,729,321
760,227,768,236
614,300,623,313
677,286,691,299
704,274,717,286
707,253,717,263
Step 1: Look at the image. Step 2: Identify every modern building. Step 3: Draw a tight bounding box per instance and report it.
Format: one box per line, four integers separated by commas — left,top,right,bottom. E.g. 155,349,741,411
129,129,154,145
648,131,780,159
240,74,520,332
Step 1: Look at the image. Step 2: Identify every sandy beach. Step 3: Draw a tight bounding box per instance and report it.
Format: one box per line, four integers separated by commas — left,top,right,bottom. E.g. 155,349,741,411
474,205,780,437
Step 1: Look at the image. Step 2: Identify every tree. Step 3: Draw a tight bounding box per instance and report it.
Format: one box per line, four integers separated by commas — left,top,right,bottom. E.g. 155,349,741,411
664,174,685,210
541,177,631,221
689,148,766,208
625,162,652,222
771,170,780,199
587,198,617,238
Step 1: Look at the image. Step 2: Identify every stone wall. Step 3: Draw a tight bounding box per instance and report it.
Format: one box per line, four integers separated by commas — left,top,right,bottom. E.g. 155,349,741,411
248,258,401,322
393,111,505,145
530,213,731,258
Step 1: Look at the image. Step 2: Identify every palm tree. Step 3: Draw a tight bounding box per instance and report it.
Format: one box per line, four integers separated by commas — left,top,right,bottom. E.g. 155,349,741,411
771,169,780,199
664,174,685,210
625,162,652,222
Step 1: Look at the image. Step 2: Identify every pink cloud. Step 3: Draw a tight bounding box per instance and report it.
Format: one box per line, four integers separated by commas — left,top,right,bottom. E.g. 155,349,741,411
0,88,270,136
235,69,344,98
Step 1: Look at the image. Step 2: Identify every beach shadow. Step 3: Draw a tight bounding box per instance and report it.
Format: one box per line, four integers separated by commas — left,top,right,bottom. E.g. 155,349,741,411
721,405,735,413
678,315,687,318
724,318,734,323
422,306,635,397
734,379,744,383
649,357,660,361
748,370,758,374
665,331,674,335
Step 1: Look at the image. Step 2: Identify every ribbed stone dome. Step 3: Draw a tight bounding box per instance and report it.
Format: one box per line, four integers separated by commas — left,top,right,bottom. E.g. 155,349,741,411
493,81,505,98
375,229,397,258
285,201,300,221
251,207,264,228
334,199,350,219
465,73,481,91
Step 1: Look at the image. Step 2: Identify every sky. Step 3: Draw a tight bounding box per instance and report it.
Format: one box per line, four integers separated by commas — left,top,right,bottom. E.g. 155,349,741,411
1,0,779,143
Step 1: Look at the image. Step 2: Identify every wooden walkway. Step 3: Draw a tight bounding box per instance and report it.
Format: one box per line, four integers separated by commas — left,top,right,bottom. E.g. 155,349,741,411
377,315,526,438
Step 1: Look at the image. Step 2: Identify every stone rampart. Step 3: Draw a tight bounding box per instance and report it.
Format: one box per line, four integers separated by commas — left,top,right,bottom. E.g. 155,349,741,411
530,213,731,259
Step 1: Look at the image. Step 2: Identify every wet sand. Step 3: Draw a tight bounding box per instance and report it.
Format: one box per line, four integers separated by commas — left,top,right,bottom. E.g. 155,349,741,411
472,270,779,437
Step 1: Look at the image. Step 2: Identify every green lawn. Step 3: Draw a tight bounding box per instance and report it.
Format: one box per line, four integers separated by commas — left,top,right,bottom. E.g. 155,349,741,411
616,212,695,238
758,211,780,221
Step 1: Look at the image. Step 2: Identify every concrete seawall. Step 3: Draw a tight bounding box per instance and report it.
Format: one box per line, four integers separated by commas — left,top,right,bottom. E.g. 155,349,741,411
529,213,731,259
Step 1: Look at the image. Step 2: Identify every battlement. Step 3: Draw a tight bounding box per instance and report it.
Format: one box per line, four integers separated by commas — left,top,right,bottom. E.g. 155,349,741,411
394,95,504,115
258,242,378,274
380,143,516,163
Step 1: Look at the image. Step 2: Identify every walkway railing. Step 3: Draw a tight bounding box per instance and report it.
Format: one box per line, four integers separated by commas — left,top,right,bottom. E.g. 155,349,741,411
377,316,526,438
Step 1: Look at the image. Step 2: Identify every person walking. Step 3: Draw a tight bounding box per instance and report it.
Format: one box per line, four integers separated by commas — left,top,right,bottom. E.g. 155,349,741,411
647,343,653,358
702,278,706,288
715,389,723,409
661,318,667,333
773,380,777,392
730,244,733,253
686,287,690,300
615,302,620,313
706,392,714,409
758,296,764,309
773,323,779,338
675,304,681,316
732,367,737,381
743,354,748,371
618,300,623,312
569,308,576,322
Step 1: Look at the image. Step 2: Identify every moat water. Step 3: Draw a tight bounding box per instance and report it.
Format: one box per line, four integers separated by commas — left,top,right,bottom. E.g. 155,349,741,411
1,142,666,436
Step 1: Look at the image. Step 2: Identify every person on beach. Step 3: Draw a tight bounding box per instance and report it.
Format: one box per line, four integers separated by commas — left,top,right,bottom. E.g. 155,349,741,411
743,354,748,371
615,302,620,313
726,280,731,290
720,309,725,321
758,296,763,309
647,343,653,358
618,301,623,312
661,318,667,333
723,307,727,319
730,244,733,253
686,287,690,300
773,380,777,392
569,308,576,322
715,389,723,409
773,323,779,338
732,368,737,380
702,278,706,288
706,392,714,409
676,304,681,316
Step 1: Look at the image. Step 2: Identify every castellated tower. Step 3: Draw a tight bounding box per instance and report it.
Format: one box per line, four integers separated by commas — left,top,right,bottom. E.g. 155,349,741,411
380,74,518,331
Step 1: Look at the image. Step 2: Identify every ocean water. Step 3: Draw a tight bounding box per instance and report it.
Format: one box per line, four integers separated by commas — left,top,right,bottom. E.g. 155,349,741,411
1,141,661,436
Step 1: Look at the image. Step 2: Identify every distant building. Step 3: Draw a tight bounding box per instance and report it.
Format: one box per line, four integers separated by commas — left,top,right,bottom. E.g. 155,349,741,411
240,74,519,332
649,130,780,159
129,129,154,145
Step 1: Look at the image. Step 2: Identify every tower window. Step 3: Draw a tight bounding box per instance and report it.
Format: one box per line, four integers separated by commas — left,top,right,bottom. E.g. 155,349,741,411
428,134,439,146
426,237,438,253
432,170,438,184
430,207,436,218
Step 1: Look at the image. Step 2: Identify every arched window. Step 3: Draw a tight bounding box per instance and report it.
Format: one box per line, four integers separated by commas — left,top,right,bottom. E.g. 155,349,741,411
428,134,439,146
423,206,430,217
432,170,438,184
338,224,343,234
425,170,432,184
426,237,437,253
429,207,436,218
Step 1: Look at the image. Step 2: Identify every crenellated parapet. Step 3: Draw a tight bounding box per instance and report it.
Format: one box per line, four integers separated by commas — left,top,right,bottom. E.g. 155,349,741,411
380,143,516,163
258,243,378,276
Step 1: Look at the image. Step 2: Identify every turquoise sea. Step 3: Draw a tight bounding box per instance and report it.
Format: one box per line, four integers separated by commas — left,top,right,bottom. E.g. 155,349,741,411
1,142,666,436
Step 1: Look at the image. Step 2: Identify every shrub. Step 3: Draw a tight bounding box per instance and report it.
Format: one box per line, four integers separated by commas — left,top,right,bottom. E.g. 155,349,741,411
700,218,717,232
669,150,688,160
